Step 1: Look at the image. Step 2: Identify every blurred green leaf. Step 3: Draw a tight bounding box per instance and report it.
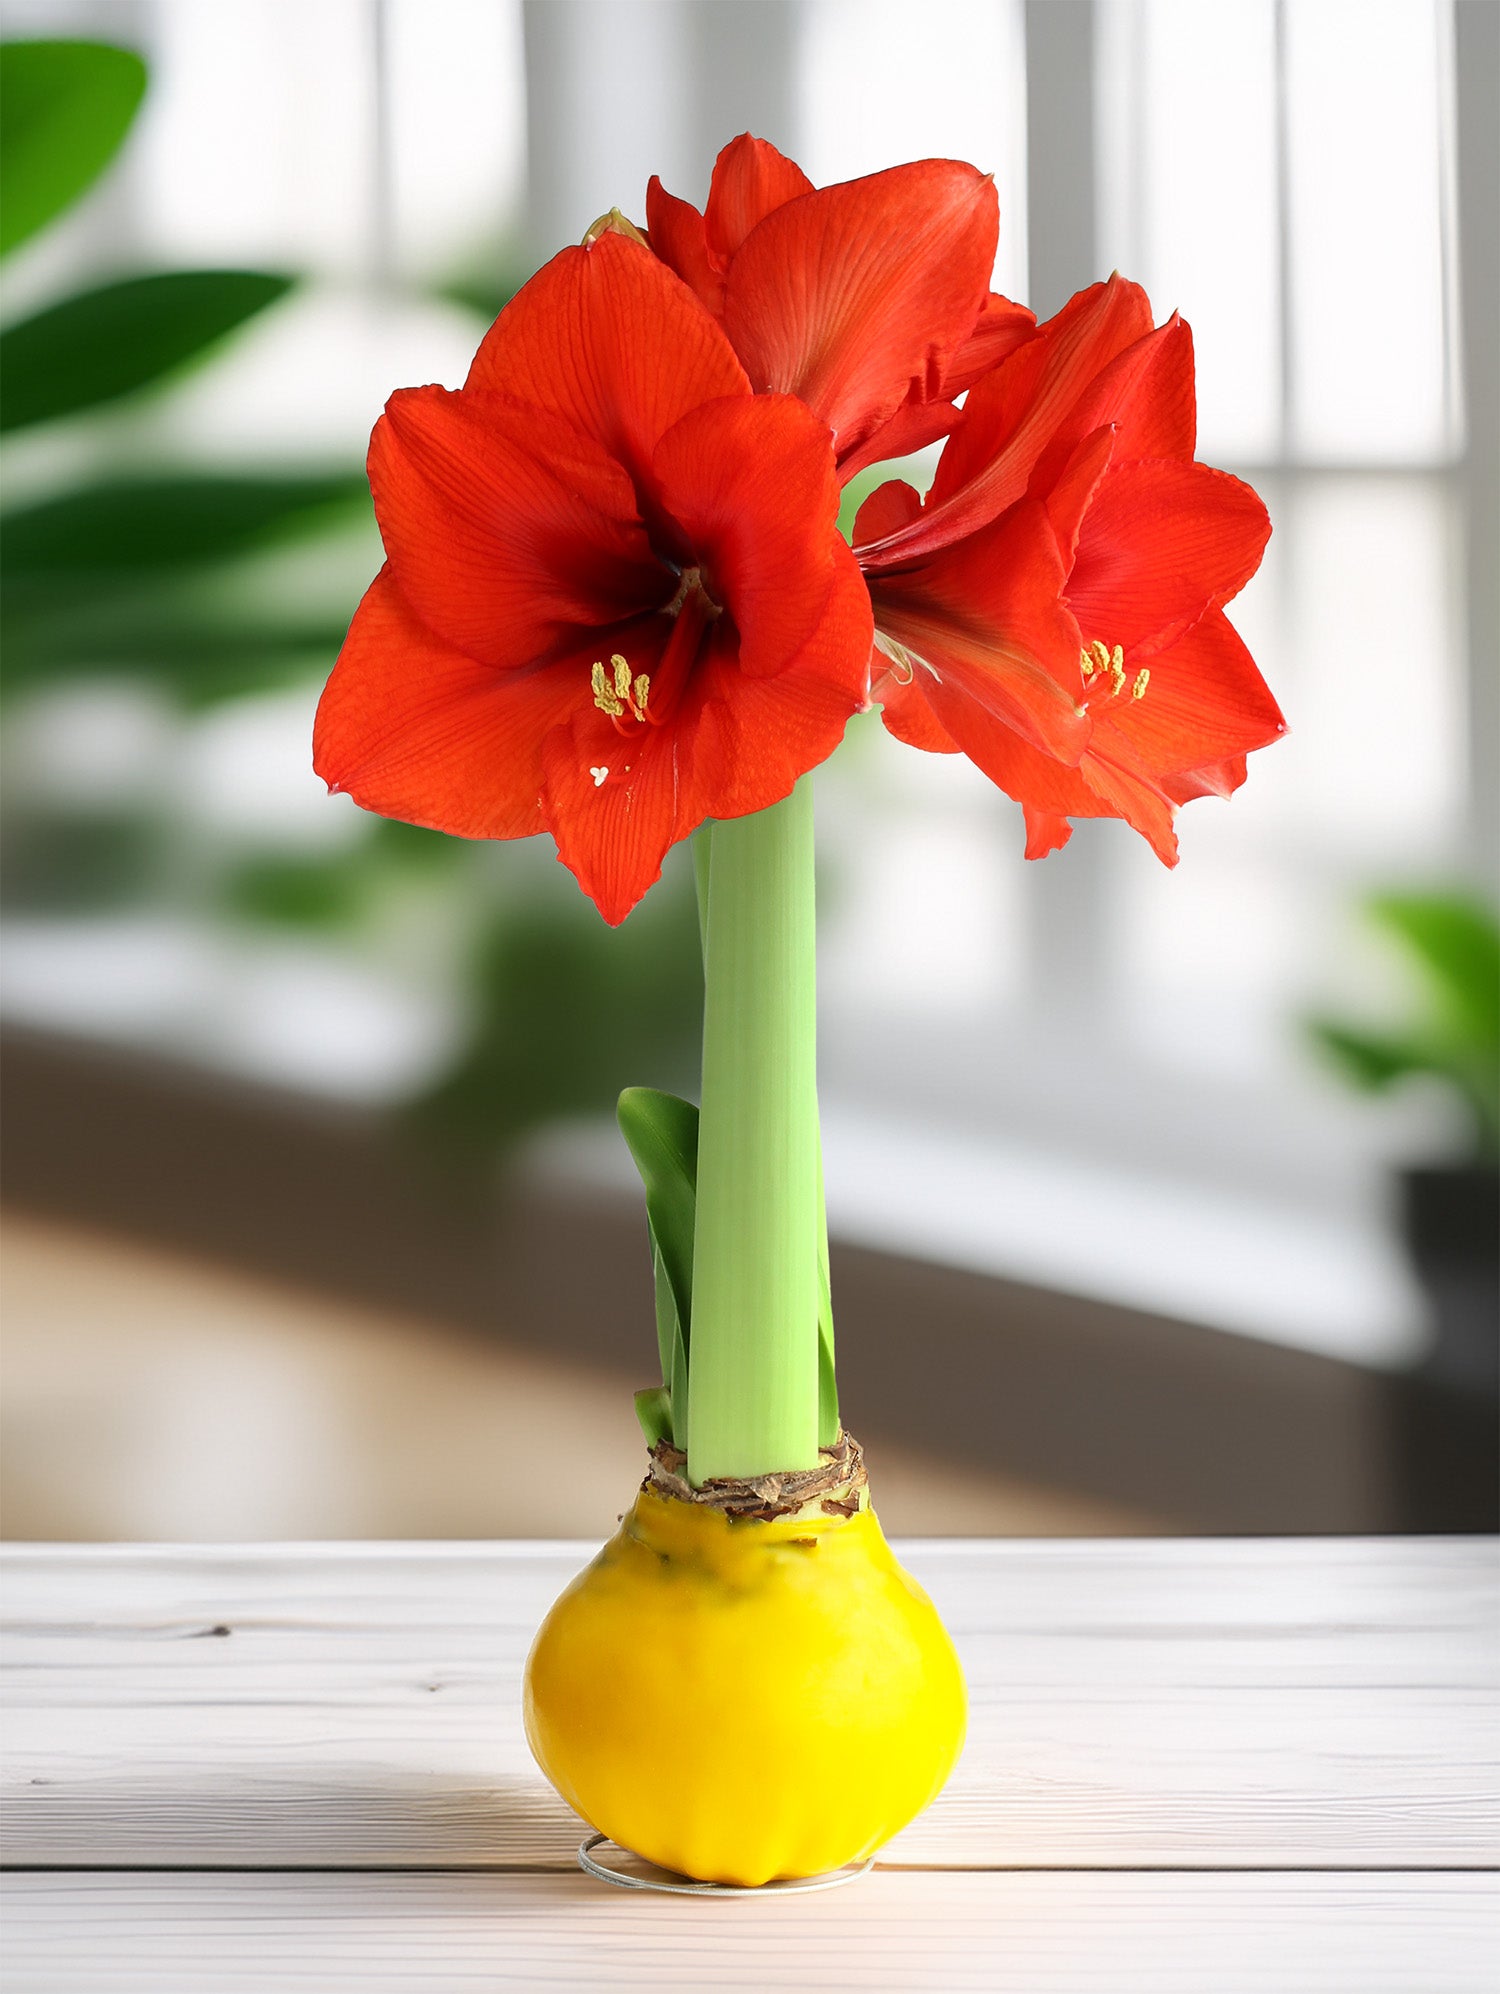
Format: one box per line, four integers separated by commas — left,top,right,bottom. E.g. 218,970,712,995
1,472,369,580
1367,893,1500,1051
0,605,352,705
417,864,702,1150
223,854,368,930
0,807,157,911
434,275,518,324
0,271,295,433
369,817,467,871
0,40,146,257
1308,1021,1444,1094
1307,888,1500,1159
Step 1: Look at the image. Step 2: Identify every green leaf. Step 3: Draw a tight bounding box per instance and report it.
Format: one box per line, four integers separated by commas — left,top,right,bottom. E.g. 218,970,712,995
1367,893,1500,1050
414,868,702,1150
0,472,370,579
223,854,368,930
0,41,147,257
0,270,295,433
617,1086,700,1452
434,274,519,324
1308,1021,1443,1093
816,1152,840,1450
633,1386,676,1450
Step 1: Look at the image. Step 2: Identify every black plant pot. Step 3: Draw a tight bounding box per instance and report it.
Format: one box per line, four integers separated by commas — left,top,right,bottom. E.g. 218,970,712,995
1389,1164,1499,1530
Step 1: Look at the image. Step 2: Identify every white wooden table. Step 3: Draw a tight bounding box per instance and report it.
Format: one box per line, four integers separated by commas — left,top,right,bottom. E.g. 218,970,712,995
2,1539,1497,1991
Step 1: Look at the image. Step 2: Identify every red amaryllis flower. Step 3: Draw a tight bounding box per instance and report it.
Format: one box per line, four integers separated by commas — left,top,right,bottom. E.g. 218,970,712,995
855,276,1286,861
645,134,1034,482
313,226,872,924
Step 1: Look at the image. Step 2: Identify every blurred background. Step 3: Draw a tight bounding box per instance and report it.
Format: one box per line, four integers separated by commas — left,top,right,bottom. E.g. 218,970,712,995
1,0,1495,1541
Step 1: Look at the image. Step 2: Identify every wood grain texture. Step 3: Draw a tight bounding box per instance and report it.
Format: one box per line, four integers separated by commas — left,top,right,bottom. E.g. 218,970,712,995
3,1539,1497,1871
3,1871,1497,1994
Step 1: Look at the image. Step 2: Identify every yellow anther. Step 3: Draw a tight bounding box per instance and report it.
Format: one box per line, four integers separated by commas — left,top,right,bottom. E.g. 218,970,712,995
1082,638,1128,696
1131,667,1150,701
591,655,651,723
591,660,624,717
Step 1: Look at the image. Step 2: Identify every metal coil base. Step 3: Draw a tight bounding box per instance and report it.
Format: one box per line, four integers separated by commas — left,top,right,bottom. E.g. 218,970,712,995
577,1831,875,1896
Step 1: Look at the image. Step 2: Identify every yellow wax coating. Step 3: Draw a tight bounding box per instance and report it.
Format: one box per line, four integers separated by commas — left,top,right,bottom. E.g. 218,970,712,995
524,1486,966,1886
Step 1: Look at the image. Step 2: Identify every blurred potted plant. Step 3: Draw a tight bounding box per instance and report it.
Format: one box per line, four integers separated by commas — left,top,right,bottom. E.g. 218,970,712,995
0,36,701,1169
1309,891,1499,1528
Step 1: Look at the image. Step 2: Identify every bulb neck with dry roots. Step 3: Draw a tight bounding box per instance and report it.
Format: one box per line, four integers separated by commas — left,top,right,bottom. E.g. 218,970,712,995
643,1427,867,1522
523,1433,966,1887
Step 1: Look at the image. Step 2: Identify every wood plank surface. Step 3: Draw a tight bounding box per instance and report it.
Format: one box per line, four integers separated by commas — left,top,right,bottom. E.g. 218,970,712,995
3,1539,1496,1871
3,1871,1497,1993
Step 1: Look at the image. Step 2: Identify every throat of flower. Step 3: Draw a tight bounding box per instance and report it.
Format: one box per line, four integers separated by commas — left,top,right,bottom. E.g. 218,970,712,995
665,565,721,621
588,583,717,735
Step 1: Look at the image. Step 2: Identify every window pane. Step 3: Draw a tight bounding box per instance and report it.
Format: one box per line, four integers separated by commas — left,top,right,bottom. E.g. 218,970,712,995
1283,476,1464,857
137,0,375,275
385,0,526,284
797,0,1029,300
1096,0,1282,461
818,722,1024,1018
1285,0,1455,462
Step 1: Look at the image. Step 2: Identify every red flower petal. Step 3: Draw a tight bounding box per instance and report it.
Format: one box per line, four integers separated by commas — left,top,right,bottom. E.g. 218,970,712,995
644,176,723,313
542,541,871,924
701,538,873,818
909,274,1155,547
854,478,925,546
704,134,813,264
313,568,586,841
1097,608,1286,774
1054,313,1196,468
1042,424,1116,569
1070,727,1180,863
466,230,748,489
651,393,853,681
868,498,1089,762
1022,807,1074,858
835,394,964,485
917,680,1181,866
541,676,727,927
1164,753,1249,804
877,671,961,754
369,387,668,668
721,159,998,461
942,291,1037,397
1066,459,1271,658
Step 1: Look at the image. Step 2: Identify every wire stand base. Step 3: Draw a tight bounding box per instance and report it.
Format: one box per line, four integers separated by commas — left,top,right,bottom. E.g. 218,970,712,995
577,1831,875,1896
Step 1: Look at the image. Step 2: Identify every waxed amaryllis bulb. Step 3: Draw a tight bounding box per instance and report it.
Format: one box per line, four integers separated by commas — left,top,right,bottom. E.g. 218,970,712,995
524,1443,965,1887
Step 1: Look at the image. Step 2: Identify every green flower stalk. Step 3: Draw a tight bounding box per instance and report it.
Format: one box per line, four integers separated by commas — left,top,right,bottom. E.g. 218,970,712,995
687,780,822,1483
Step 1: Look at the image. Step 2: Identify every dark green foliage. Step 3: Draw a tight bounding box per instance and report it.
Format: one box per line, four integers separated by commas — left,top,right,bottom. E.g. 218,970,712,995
222,855,370,930
0,808,158,911
434,274,520,325
0,40,146,256
1309,891,1500,1158
415,859,704,1150
1,473,370,578
0,271,295,432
